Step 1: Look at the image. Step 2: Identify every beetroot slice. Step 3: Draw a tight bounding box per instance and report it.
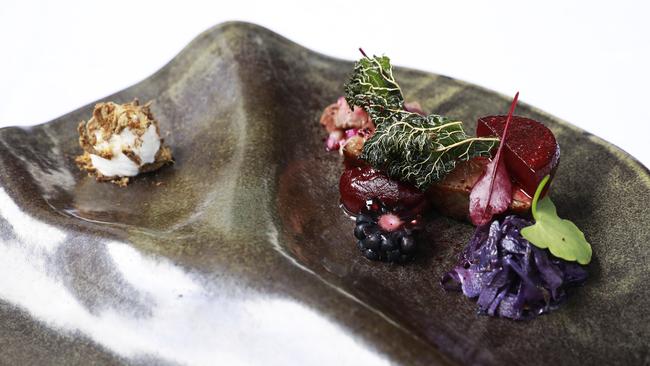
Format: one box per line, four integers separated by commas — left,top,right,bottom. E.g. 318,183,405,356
477,116,560,197
339,166,427,216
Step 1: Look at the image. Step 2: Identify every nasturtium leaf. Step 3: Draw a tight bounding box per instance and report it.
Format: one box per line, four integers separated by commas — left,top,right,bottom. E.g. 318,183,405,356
520,176,593,264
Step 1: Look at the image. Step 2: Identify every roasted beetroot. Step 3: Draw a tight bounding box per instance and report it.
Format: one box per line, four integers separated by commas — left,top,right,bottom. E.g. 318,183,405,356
477,116,560,197
339,166,428,216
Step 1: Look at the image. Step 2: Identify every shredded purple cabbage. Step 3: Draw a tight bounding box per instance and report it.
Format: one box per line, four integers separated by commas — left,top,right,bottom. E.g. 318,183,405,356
441,215,588,320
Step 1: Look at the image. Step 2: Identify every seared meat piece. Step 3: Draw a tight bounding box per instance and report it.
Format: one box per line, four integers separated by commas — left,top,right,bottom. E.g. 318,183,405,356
427,157,531,221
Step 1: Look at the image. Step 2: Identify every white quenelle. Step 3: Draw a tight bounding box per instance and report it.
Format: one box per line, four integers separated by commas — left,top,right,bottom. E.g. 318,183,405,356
89,125,162,177
76,99,172,185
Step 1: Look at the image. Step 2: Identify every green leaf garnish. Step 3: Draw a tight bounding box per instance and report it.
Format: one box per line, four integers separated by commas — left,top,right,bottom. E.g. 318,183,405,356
345,54,404,114
345,54,499,189
520,176,593,264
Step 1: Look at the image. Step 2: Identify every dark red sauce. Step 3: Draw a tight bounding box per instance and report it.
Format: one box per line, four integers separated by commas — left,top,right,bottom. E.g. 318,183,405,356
339,166,428,216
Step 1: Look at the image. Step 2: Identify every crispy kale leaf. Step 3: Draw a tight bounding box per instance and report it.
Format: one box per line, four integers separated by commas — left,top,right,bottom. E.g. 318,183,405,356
344,56,404,117
345,55,498,190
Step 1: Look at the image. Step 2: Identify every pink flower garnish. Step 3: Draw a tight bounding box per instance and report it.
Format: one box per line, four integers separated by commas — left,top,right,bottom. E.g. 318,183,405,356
469,92,519,226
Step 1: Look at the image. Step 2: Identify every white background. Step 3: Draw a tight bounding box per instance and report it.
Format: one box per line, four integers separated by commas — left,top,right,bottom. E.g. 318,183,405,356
1,0,648,168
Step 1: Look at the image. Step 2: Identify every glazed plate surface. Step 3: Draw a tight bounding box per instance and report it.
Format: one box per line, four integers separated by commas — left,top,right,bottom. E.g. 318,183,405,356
0,22,648,366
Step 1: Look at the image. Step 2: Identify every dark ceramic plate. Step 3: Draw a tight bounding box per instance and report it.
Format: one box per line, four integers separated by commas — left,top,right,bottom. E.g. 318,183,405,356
0,22,648,366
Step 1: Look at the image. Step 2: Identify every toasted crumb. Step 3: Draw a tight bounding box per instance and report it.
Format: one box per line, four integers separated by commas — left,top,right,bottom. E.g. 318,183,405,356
76,99,173,186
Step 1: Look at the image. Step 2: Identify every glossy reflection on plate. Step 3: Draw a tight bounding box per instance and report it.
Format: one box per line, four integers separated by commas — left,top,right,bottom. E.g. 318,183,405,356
0,22,648,366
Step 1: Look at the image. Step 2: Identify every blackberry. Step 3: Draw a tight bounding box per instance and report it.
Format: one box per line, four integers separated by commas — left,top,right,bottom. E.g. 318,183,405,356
353,199,420,263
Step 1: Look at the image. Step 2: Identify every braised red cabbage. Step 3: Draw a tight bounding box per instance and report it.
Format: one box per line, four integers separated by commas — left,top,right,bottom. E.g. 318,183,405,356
441,215,588,320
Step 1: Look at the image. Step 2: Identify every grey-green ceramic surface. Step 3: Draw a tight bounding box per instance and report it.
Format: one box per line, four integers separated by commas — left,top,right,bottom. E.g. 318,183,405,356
0,22,648,366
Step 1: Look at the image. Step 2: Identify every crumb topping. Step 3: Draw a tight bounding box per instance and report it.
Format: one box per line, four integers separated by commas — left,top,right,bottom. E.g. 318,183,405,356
75,99,173,186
